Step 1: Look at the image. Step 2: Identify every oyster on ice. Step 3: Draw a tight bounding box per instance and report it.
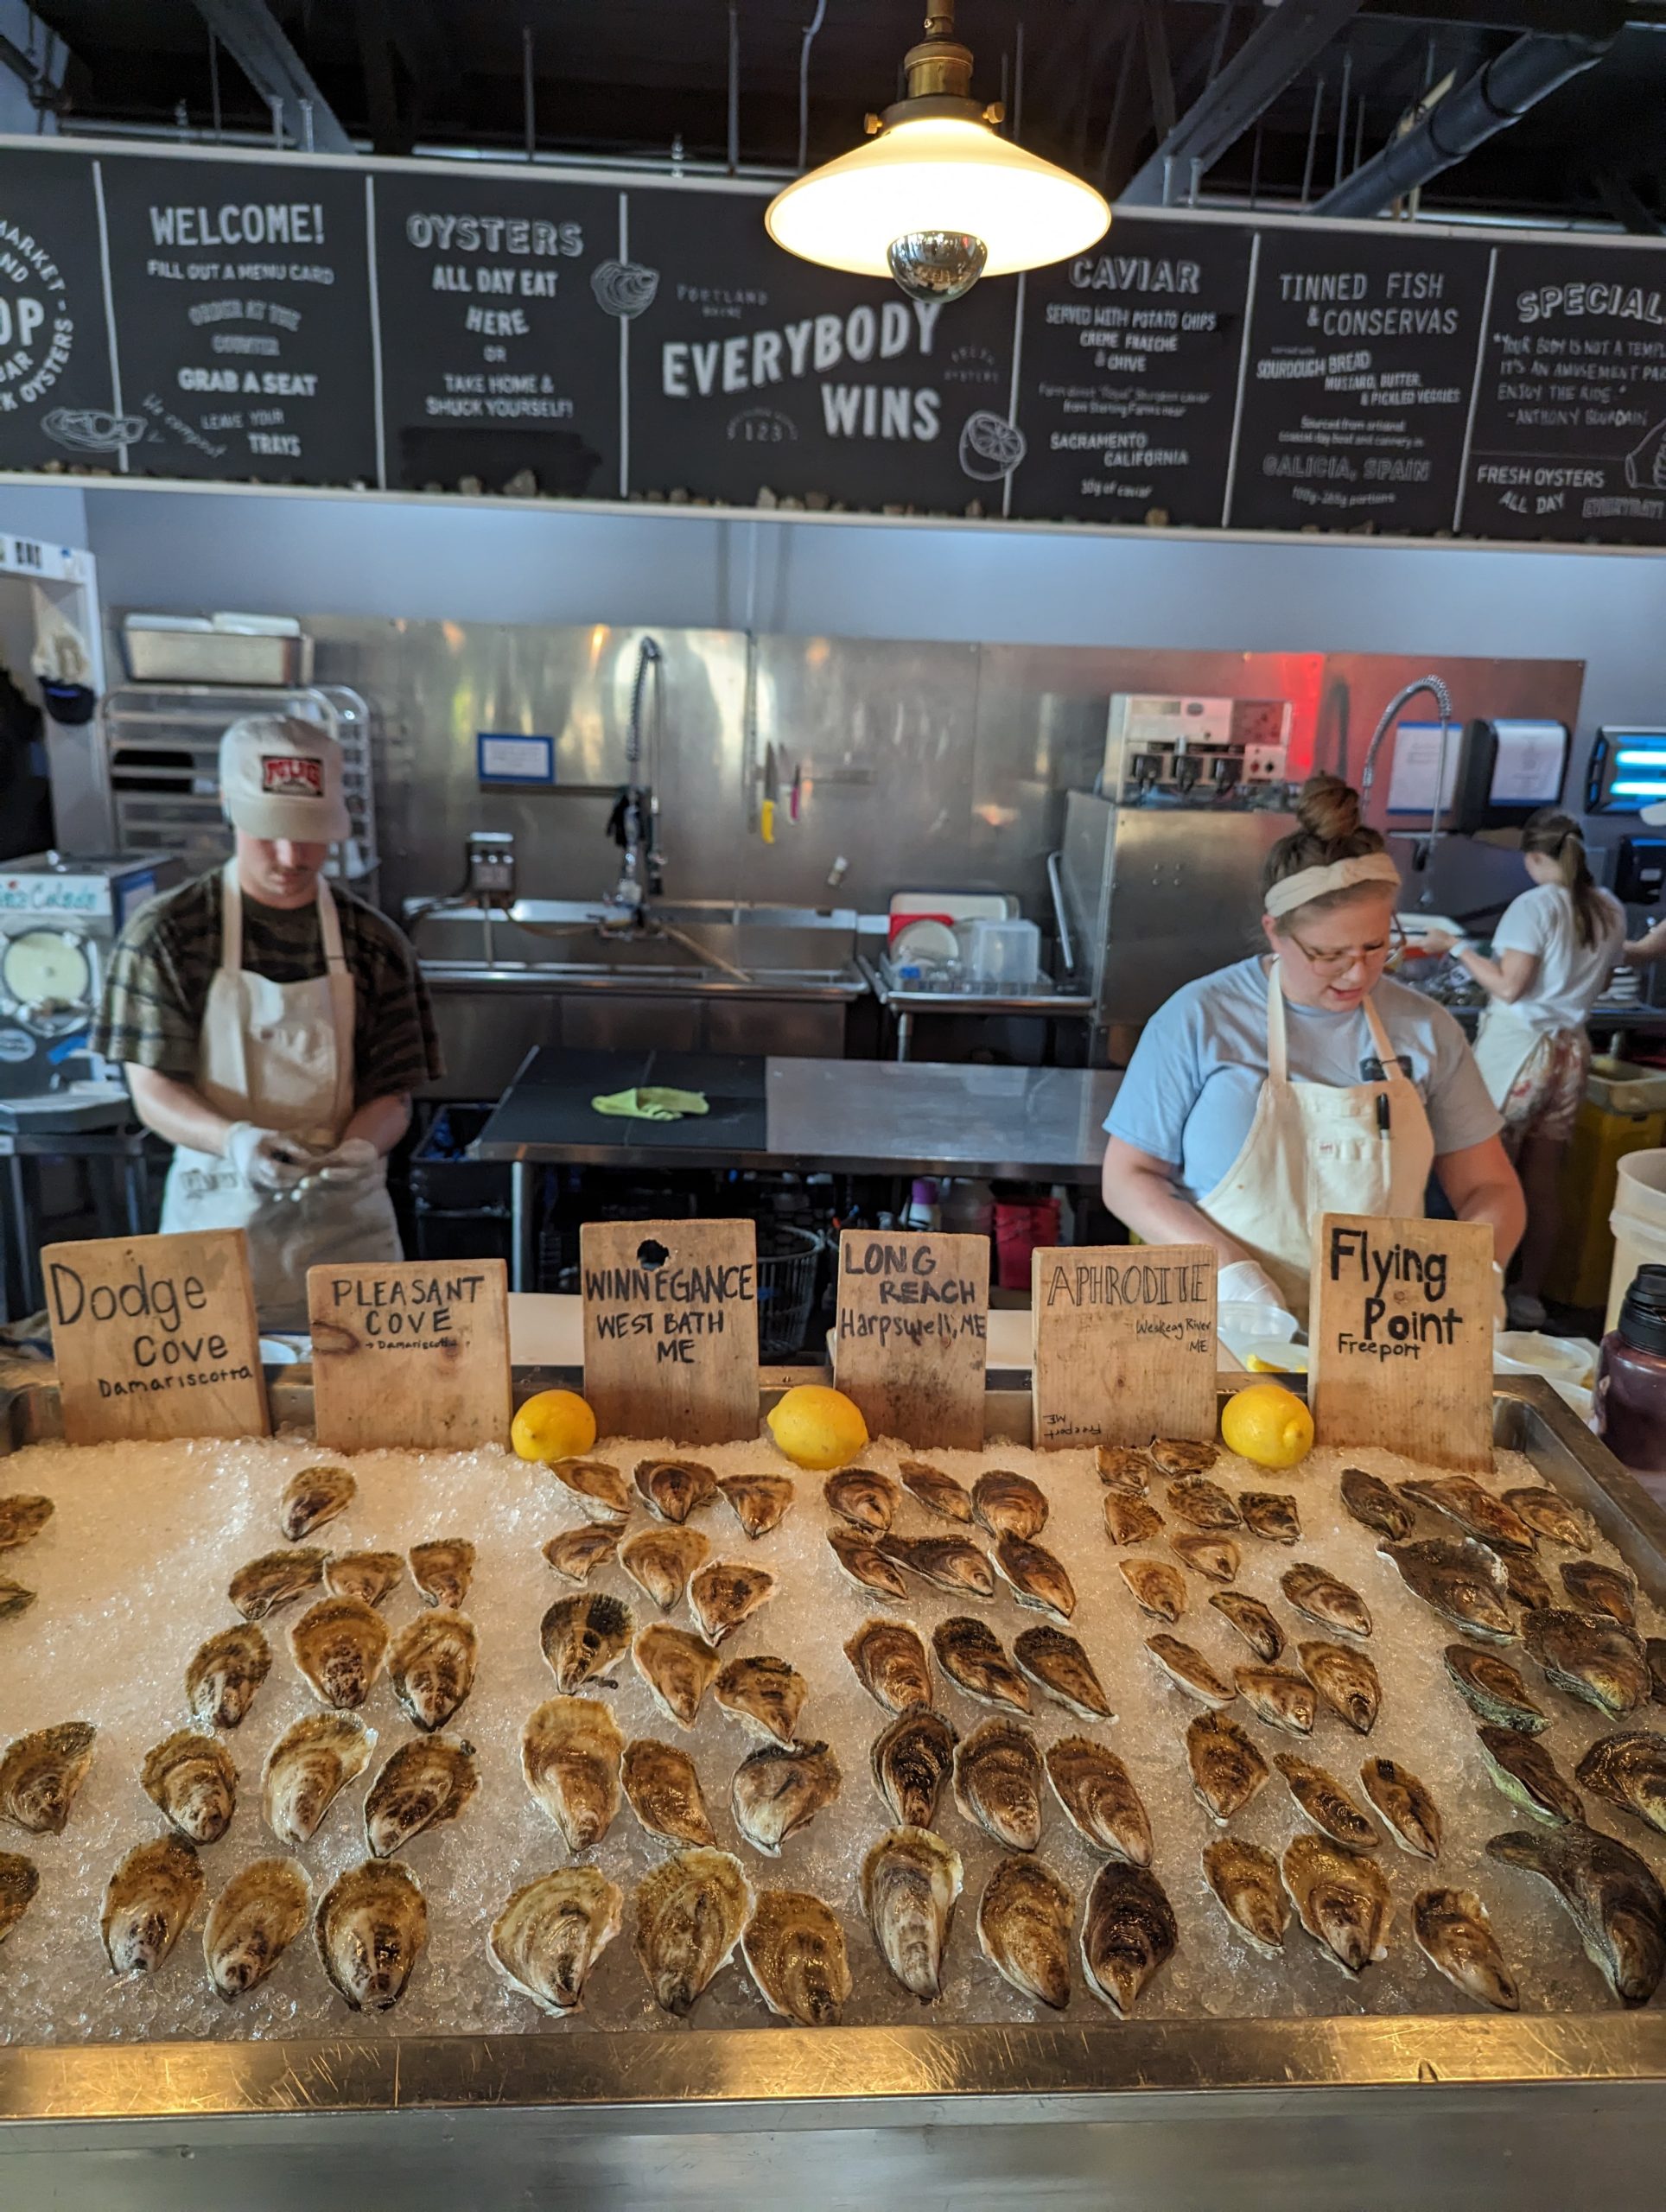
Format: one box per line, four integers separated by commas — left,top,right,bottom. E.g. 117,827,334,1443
632,1624,722,1727
262,1712,375,1847
1,1719,96,1834
622,1738,717,1847
1210,1592,1284,1663
731,1740,842,1855
952,1718,1044,1853
1650,1637,1666,1705
0,1852,40,1944
409,1538,475,1610
713,1653,808,1745
932,1616,1030,1713
823,1466,900,1534
971,1468,1049,1541
140,1728,237,1846
1012,1624,1113,1721
871,1708,956,1828
1169,1532,1238,1584
1080,1859,1177,2016
1119,1556,1187,1624
0,1493,51,1551
1282,1834,1392,1976
0,1578,34,1622
978,1855,1072,2011
203,1857,310,2002
522,1696,623,1852
1498,1552,1555,1614
716,1471,794,1540
1146,1634,1237,1707
543,1525,622,1583
879,1533,995,1599
1359,1757,1443,1859
898,1459,973,1524
620,1525,709,1612
1339,1466,1413,1543
540,1591,633,1692
364,1733,479,1857
844,1617,933,1714
1274,1752,1380,1851
688,1559,777,1644
228,1547,326,1622
1561,1558,1637,1629
315,1858,429,2011
1299,1640,1382,1734
1165,1476,1241,1531
289,1596,390,1710
1575,1730,1666,1834
279,1462,355,1543
187,1624,270,1730
1402,1475,1535,1554
1045,1738,1153,1865
325,1550,404,1608
1413,1886,1519,2012
1149,1438,1218,1476
491,1866,623,2017
1186,1711,1269,1824
1238,1491,1300,1545
1203,1838,1287,1955
101,1835,203,1974
743,1890,852,2026
633,1847,752,2016
1095,1446,1150,1496
862,1825,962,2001
1524,1609,1649,1718
1503,1486,1595,1552
1103,1495,1164,1546
635,1457,718,1526
1445,1645,1547,1734
1478,1726,1584,1827
545,1456,633,1523
826,1526,909,1600
1487,1825,1666,2006
1381,1537,1516,1643
1233,1666,1317,1735
389,1609,479,1732
1281,1563,1371,1639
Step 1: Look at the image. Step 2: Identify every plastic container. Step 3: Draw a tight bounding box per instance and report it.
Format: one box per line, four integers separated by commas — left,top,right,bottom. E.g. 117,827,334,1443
1553,1107,1666,1313
1606,1147,1666,1338
1587,1057,1666,1116
1593,1263,1666,1478
961,917,1040,989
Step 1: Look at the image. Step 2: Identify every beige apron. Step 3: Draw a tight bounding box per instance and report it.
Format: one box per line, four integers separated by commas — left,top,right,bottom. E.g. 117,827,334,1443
1471,1003,1544,1112
1200,964,1436,1322
158,861,401,1330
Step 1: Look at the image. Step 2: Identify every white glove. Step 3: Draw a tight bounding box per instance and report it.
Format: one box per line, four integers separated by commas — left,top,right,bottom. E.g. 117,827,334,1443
314,1137,382,1187
224,1122,309,1193
1218,1259,1287,1306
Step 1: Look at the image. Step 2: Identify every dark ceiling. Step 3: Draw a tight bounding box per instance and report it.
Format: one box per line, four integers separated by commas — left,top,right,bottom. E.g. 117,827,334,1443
15,1,1666,230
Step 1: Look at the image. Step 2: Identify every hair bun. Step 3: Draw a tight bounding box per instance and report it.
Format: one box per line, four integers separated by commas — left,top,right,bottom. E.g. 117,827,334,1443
1295,772,1361,844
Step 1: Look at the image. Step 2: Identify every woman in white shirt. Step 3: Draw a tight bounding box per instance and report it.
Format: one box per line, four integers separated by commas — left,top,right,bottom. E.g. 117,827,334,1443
1425,810,1624,1327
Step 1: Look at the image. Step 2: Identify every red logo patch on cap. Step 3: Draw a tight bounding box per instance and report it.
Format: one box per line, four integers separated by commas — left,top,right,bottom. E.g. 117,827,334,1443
261,755,323,797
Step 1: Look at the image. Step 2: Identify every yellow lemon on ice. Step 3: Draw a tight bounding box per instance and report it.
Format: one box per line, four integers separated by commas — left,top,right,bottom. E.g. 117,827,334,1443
766,1383,869,1470
512,1388,598,1464
1220,1381,1313,1470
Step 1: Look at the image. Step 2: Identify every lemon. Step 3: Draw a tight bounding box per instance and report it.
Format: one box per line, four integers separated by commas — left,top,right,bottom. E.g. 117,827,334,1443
1221,1380,1313,1470
512,1387,598,1464
1245,1344,1309,1375
766,1383,869,1470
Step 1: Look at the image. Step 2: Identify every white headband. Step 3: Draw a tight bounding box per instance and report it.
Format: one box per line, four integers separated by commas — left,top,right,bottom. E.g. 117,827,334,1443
1263,852,1402,918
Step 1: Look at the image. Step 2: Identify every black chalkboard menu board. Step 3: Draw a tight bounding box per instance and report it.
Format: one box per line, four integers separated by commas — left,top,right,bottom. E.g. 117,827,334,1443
100,155,378,482
1226,226,1480,536
1461,238,1666,546
372,171,621,496
1008,217,1254,527
0,148,116,470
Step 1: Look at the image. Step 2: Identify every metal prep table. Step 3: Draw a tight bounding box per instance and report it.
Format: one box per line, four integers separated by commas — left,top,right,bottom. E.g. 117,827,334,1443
1,1370,1664,2212
472,1048,1122,1290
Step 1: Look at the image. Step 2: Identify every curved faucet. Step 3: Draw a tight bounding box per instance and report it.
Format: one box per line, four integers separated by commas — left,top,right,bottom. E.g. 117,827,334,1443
1358,673,1455,889
611,637,664,912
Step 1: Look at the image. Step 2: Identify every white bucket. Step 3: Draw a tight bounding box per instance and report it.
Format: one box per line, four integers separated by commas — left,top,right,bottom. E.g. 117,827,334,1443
1606,1147,1666,1335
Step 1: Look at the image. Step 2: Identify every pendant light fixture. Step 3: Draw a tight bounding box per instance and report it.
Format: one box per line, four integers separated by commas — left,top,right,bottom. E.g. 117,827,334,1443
766,3,1111,303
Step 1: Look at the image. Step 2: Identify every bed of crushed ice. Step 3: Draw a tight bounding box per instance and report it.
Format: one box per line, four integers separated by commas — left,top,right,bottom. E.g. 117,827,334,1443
1,1414,1662,2043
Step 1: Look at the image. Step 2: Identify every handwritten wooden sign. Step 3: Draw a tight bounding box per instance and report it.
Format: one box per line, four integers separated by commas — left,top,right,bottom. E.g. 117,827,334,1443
307,1258,511,1452
43,1228,268,1446
833,1230,989,1450
1031,1243,1218,1452
1309,1213,1495,1471
581,1218,759,1446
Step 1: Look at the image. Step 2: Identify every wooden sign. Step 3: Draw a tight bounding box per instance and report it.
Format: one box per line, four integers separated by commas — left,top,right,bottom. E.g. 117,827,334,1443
581,1218,759,1446
1031,1243,1218,1452
832,1230,989,1450
308,1259,511,1452
43,1229,268,1446
1309,1213,1495,1471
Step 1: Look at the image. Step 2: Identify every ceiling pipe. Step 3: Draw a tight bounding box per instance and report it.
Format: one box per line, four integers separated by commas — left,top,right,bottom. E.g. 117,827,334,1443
189,0,355,153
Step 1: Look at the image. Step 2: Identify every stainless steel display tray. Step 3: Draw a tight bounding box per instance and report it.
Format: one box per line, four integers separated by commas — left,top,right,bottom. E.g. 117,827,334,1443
3,1373,1664,2212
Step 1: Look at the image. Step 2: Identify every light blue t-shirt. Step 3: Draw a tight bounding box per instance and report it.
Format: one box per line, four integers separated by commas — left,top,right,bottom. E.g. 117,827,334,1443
1104,957,1502,1204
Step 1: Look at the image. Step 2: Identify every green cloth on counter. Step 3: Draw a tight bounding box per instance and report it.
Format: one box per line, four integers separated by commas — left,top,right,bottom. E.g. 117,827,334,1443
590,1086,711,1122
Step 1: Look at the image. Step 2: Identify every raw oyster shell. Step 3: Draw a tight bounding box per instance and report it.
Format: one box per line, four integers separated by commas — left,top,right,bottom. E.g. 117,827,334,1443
1402,1475,1535,1554
364,1733,479,1857
1281,1563,1372,1639
1413,1885,1519,2012
713,1654,808,1745
289,1596,391,1711
635,1457,718,1526
1103,1494,1164,1546
1498,1551,1555,1614
101,1835,202,1974
952,1718,1043,1853
871,1708,956,1828
1211,1591,1284,1663
1045,1738,1152,1866
1283,1834,1392,1975
279,1462,354,1543
1478,1725,1584,1827
633,1847,752,2015
971,1468,1049,1541
716,1471,794,1540
0,1493,51,1551
823,1466,900,1533
689,1559,777,1644
1381,1536,1516,1643
1340,1466,1413,1543
1298,1640,1382,1734
324,1549,404,1608
1238,1491,1300,1545
1576,1730,1666,1834
1169,1532,1239,1584
1165,1476,1241,1530
409,1538,475,1610
1274,1752,1379,1851
315,1857,428,2011
0,1852,40,1944
543,1525,622,1583
228,1546,326,1622
826,1526,908,1599
932,1615,1030,1713
743,1889,852,2026
731,1739,842,1855
1203,1838,1287,1955
1650,1637,1666,1705
187,1624,270,1730
622,1738,716,1847
632,1624,721,1728
140,1727,237,1845
1561,1558,1637,1629
1524,1608,1649,1717
540,1590,633,1692
1360,1757,1442,1858
1080,1859,1176,2015
1119,1555,1187,1624
978,1855,1072,2011
620,1525,709,1611
1149,1438,1218,1476
1,1719,96,1834
1012,1624,1113,1721
1186,1711,1269,1823
1445,1644,1547,1734
262,1713,375,1847
1095,1445,1150,1496
990,1530,1075,1619
204,1857,310,2002
844,1617,933,1714
862,1825,962,2001
1146,1634,1237,1707
0,1578,34,1621
545,1456,632,1523
898,1459,973,1524
1233,1666,1317,1735
1487,1824,1666,2006
491,1866,622,2017
878,1533,995,1599
1503,1486,1595,1553
389,1608,479,1732
522,1696,623,1851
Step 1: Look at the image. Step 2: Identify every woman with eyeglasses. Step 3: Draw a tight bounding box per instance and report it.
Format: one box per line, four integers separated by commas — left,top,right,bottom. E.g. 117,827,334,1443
1100,772,1524,1322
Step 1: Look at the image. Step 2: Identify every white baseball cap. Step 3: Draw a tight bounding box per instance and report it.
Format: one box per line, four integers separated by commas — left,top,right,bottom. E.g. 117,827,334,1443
219,715,351,842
